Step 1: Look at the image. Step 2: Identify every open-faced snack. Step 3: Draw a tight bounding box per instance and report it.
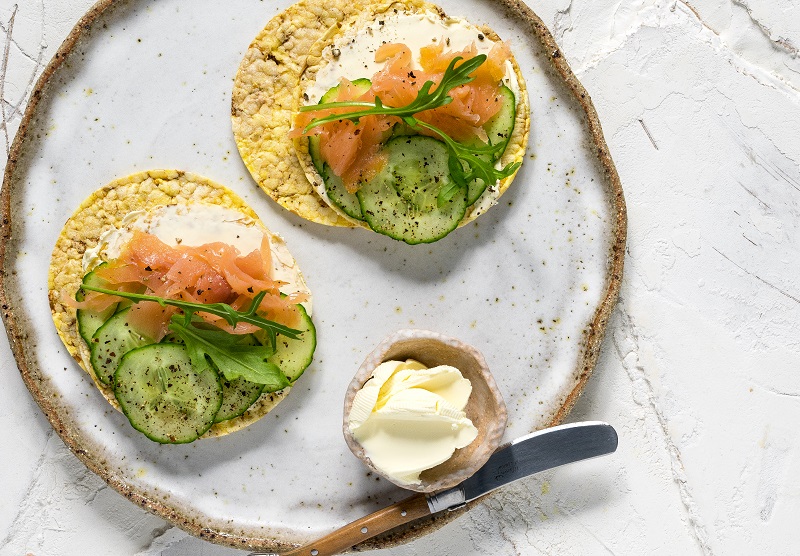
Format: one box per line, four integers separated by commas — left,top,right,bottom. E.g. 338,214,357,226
49,170,315,443
232,0,530,243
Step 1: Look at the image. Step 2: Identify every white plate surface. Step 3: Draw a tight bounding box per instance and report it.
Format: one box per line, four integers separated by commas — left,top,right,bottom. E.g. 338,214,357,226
1,0,624,549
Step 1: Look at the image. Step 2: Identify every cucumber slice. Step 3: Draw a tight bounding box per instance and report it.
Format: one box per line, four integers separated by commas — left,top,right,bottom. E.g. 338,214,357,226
320,164,364,221
114,343,222,444
159,332,265,422
215,377,265,423
89,307,154,386
267,304,316,382
307,79,371,220
319,77,372,103
76,264,118,344
308,78,372,174
308,137,324,175
466,85,517,205
357,136,467,244
484,85,517,155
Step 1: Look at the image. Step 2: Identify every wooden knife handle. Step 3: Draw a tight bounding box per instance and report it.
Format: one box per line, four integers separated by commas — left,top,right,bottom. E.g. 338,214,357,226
278,494,431,556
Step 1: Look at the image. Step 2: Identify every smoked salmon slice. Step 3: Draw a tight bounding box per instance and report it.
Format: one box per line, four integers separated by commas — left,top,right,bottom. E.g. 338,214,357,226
293,40,511,190
75,230,303,340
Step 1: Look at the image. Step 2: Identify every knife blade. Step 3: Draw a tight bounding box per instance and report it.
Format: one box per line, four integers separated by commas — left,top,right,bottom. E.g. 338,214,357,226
250,421,617,556
427,421,618,513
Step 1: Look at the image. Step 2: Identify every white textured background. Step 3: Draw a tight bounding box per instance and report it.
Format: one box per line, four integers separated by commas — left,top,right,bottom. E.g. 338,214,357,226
1,0,798,555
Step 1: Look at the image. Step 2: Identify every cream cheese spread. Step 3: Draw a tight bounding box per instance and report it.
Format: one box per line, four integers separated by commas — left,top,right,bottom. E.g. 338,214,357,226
348,359,478,485
82,204,311,313
306,12,518,102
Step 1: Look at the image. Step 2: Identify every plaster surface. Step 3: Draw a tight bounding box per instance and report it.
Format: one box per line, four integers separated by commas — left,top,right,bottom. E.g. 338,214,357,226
1,1,798,555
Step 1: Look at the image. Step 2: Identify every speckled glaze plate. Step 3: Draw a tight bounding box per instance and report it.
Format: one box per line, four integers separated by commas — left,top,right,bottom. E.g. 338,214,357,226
0,0,625,552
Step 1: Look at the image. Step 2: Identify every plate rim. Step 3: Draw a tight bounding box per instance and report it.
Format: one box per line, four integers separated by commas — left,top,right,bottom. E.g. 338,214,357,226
0,0,626,550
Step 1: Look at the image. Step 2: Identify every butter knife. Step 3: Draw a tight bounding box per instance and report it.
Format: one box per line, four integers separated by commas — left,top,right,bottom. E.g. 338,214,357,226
250,421,618,556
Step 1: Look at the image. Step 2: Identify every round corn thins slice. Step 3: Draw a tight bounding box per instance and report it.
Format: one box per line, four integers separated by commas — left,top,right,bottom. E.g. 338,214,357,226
48,169,312,439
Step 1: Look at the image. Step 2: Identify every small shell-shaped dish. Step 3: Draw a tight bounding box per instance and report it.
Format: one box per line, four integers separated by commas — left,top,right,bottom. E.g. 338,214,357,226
343,329,508,493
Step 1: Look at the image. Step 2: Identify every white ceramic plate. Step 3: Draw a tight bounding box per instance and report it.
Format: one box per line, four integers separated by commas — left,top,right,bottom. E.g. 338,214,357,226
0,0,625,551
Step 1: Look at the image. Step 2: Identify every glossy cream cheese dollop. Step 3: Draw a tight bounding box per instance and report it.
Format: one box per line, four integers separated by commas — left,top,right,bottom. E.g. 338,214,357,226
82,204,311,313
348,359,479,485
